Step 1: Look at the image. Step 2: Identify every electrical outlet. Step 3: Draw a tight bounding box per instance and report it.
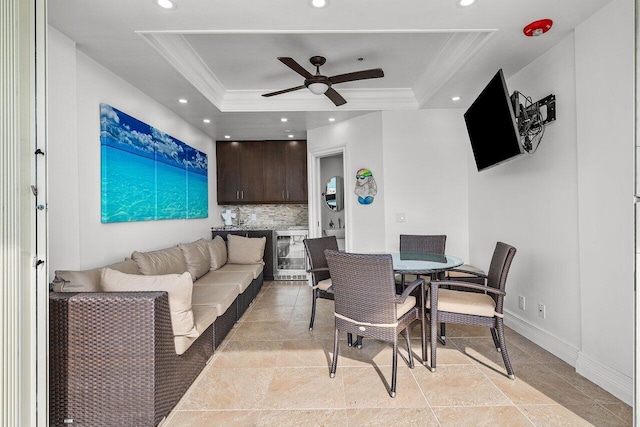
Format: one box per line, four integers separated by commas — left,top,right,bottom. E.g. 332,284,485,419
518,295,525,310
538,303,546,319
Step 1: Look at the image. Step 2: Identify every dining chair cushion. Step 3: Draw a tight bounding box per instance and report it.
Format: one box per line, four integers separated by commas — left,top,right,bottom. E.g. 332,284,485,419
314,278,332,291
396,295,417,319
427,289,501,318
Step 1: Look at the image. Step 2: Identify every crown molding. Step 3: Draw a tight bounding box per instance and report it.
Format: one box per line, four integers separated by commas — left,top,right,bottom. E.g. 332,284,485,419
413,30,495,108
138,32,226,108
222,88,418,112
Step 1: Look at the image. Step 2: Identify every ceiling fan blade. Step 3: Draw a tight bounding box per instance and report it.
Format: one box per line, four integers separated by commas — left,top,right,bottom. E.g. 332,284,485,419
329,68,384,85
324,87,347,106
262,85,306,97
278,57,313,78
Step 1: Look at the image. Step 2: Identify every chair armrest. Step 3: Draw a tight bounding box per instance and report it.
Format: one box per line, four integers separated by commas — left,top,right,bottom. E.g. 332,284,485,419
446,268,487,279
395,278,424,303
431,280,505,296
307,267,330,273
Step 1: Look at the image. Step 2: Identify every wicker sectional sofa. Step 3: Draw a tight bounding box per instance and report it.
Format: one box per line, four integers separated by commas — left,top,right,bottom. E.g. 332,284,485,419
49,235,266,427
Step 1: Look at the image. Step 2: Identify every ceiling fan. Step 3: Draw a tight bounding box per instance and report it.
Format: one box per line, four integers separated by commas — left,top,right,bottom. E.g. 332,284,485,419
262,56,384,106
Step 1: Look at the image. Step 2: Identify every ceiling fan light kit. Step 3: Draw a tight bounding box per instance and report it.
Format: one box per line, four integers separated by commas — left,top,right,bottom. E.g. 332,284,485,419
262,55,384,107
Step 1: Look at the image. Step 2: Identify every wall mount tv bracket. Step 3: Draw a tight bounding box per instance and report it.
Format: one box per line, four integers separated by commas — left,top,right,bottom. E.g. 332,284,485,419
511,91,556,153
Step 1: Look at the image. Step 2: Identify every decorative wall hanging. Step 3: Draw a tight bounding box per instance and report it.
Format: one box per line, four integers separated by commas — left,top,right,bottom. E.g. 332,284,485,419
100,103,208,223
354,168,377,205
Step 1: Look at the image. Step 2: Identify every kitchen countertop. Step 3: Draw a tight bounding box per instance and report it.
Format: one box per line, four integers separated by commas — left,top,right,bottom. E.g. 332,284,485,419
211,225,308,231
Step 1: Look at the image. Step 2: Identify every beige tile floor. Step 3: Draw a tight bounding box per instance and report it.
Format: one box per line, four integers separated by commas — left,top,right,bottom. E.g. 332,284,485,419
163,281,633,426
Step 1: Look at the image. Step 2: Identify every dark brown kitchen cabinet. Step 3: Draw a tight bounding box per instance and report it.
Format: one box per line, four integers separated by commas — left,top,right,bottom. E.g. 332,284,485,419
216,140,307,204
216,141,264,204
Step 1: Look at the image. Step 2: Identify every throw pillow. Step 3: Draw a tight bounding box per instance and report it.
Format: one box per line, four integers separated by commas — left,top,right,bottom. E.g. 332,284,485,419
131,245,187,276
208,235,228,270
227,234,266,265
178,239,211,280
100,268,199,338
53,259,140,292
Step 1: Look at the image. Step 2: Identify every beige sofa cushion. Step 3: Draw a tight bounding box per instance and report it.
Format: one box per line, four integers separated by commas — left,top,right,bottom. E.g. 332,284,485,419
217,263,263,279
100,268,199,339
174,305,219,355
179,239,211,281
426,289,500,318
191,284,239,316
227,234,266,265
52,259,140,292
131,246,187,276
207,236,228,270
196,270,253,293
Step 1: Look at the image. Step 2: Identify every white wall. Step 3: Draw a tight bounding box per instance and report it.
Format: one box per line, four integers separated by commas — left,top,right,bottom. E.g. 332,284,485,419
308,112,386,252
48,27,219,273
574,0,634,399
466,0,634,403
381,110,469,258
469,33,583,354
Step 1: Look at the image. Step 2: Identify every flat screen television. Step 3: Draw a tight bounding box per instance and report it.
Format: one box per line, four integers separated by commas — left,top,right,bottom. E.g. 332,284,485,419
464,69,523,172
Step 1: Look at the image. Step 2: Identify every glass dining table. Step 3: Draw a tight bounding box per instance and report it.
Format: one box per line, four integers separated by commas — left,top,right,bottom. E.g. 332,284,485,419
391,252,464,368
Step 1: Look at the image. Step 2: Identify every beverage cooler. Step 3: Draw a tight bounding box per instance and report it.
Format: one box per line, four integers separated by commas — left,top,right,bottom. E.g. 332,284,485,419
273,230,308,280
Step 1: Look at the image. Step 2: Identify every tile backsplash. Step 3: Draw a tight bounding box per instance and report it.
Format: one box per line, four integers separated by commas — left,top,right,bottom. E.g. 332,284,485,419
218,204,308,228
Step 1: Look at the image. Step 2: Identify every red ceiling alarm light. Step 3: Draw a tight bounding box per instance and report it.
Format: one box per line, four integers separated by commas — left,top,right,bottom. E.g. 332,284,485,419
523,19,553,37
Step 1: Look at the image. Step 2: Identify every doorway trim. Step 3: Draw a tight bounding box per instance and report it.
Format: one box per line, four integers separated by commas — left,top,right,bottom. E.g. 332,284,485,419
307,145,349,250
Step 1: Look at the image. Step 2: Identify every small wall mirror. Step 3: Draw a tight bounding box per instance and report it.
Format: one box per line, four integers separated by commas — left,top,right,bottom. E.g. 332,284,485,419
324,176,344,212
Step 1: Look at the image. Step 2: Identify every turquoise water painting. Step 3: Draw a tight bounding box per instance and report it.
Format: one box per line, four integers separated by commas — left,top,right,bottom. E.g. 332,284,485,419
100,103,208,223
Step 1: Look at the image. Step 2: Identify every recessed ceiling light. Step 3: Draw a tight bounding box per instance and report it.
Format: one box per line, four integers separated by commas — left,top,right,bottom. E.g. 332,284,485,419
451,96,461,102
224,135,231,139
155,0,176,10
178,98,188,104
310,0,328,8
456,0,475,7
281,117,288,122
203,119,211,123
328,117,336,122
288,134,294,138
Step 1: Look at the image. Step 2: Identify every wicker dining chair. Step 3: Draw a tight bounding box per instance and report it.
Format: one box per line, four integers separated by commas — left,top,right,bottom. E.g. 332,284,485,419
398,234,447,342
426,242,517,379
325,250,423,398
303,236,339,331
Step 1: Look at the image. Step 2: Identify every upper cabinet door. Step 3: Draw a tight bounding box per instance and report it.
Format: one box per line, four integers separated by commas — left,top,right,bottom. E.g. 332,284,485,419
262,141,286,202
239,141,264,202
284,140,307,203
216,141,242,204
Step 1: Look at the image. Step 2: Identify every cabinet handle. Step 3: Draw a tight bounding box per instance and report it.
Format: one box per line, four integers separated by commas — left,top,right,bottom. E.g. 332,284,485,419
287,190,290,200
241,190,244,200
282,190,285,200
236,190,239,200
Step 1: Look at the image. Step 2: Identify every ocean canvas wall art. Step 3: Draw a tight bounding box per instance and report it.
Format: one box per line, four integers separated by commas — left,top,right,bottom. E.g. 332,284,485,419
100,103,208,223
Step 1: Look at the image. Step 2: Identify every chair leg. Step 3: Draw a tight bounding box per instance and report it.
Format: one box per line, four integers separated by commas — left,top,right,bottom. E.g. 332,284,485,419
355,335,363,349
403,329,414,369
390,340,398,398
347,333,353,347
490,327,501,352
496,319,515,379
330,327,339,378
439,322,447,345
309,289,317,331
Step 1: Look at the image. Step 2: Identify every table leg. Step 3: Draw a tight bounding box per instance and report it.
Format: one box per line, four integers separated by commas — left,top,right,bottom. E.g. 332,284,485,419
429,282,438,372
421,280,427,366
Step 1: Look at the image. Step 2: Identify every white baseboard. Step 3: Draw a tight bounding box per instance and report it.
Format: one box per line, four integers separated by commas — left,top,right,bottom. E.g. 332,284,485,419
576,351,633,406
504,309,579,365
504,310,633,406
